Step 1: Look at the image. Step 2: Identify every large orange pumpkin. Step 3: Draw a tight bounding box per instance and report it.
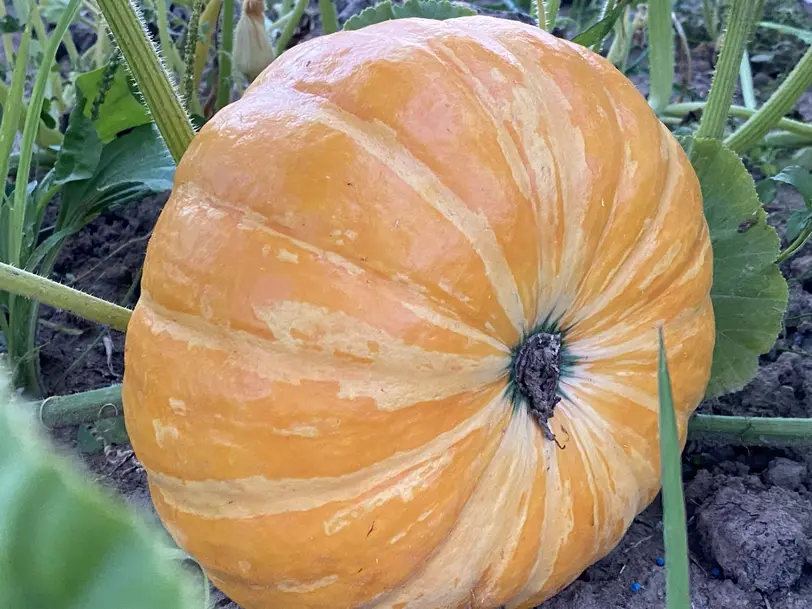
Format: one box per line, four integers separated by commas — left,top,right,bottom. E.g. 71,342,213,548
122,15,714,609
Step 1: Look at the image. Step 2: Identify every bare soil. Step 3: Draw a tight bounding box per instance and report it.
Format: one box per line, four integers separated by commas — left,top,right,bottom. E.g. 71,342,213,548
17,0,812,607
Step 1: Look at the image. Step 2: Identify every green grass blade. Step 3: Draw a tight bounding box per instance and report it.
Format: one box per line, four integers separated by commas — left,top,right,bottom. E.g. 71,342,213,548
0,23,31,196
657,328,691,609
10,0,82,269
739,49,757,110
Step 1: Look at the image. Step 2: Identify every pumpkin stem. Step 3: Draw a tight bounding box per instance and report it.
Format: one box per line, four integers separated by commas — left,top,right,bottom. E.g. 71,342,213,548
513,332,563,447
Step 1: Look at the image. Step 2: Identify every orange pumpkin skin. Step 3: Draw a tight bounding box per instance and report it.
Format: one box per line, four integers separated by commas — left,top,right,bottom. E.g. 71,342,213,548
122,15,714,609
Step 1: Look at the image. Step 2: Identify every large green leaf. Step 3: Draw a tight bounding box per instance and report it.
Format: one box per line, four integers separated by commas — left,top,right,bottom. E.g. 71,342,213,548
0,367,204,608
571,1,627,47
60,123,174,226
53,92,103,186
684,136,788,397
343,0,476,31
74,63,152,144
26,124,174,272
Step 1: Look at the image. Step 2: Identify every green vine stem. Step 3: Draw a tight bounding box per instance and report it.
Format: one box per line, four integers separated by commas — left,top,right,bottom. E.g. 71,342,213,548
0,262,132,333
646,0,674,115
725,45,812,154
664,102,812,141
274,0,309,56
319,0,339,34
695,1,758,141
96,0,196,164
183,0,205,110
689,414,812,444
217,0,235,110
775,224,812,265
37,384,123,428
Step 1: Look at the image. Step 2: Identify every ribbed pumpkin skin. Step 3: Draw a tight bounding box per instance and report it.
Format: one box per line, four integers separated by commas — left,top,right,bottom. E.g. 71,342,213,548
122,16,714,609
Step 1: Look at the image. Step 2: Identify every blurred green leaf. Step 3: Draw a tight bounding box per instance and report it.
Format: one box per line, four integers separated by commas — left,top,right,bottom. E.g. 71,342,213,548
657,329,691,609
75,64,152,144
684,136,788,397
755,178,777,205
784,210,812,243
758,21,812,44
343,0,476,31
76,417,129,455
0,15,22,33
771,165,812,206
53,93,103,186
0,366,204,608
571,1,627,47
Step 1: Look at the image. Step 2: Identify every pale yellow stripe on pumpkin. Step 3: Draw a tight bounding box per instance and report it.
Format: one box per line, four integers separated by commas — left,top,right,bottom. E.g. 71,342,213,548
147,391,508,519
307,100,526,335
507,431,572,609
469,409,542,607
482,36,592,323
560,137,682,332
363,409,540,609
430,41,542,323
142,300,505,412
558,397,657,530
192,188,509,352
400,301,510,354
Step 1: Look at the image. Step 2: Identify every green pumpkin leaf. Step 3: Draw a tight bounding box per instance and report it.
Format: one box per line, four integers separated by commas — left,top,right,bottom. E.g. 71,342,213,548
771,165,812,206
74,63,152,144
0,366,204,608
60,123,174,225
392,0,477,19
24,124,174,273
684,136,788,398
76,417,129,455
53,92,103,186
571,1,626,47
342,0,476,31
785,210,812,243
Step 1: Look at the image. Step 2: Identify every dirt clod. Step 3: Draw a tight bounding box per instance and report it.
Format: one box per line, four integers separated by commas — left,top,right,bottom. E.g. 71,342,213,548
697,482,812,593
764,458,808,491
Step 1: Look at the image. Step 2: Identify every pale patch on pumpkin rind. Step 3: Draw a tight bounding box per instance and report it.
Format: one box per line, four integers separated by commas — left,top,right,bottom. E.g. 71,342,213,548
323,451,453,535
139,297,505,413
362,411,539,609
152,419,180,448
145,393,508,519
276,575,340,593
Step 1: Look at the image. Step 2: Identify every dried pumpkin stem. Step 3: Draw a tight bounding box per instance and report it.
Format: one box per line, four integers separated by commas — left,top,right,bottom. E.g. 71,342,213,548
689,414,812,444
512,332,563,445
724,45,812,154
97,0,196,164
0,262,132,333
695,0,759,141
